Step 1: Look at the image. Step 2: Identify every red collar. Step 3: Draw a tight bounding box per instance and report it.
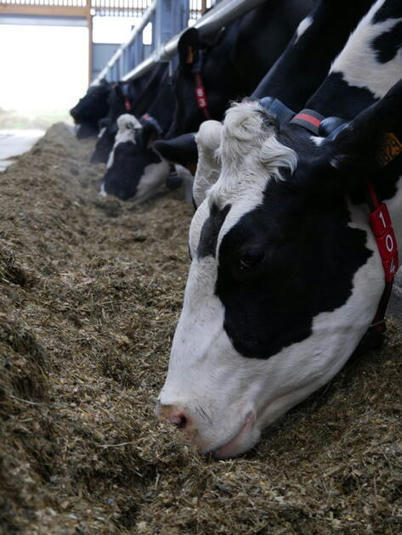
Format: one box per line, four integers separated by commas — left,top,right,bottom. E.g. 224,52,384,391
194,72,211,120
290,109,324,135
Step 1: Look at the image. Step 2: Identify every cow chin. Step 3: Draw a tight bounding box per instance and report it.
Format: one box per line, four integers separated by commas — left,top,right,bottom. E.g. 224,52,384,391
206,410,260,459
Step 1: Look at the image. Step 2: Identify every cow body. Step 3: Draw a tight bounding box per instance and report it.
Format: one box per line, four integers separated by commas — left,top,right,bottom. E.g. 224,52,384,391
166,0,316,138
157,0,402,458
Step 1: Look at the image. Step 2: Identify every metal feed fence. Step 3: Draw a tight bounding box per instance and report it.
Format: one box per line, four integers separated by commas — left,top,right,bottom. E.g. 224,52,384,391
92,0,268,85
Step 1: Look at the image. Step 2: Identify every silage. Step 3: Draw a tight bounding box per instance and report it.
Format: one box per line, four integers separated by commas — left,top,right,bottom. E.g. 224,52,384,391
0,124,400,535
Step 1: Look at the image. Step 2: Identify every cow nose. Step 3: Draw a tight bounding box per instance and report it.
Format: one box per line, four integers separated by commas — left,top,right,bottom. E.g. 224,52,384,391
156,403,191,431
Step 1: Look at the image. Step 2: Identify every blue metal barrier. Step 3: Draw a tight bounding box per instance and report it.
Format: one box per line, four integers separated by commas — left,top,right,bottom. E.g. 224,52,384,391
92,0,266,85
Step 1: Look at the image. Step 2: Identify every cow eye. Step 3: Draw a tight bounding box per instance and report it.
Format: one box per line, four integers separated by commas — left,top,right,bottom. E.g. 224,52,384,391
239,251,264,271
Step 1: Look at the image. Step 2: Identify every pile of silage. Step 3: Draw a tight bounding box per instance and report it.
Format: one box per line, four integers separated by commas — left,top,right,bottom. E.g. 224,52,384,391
0,123,400,535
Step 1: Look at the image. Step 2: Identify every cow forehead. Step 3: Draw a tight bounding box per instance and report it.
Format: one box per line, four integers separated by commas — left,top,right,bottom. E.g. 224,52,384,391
190,103,326,258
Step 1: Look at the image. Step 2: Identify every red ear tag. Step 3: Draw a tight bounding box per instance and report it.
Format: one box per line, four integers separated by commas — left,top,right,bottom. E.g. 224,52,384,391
369,202,399,282
376,132,402,167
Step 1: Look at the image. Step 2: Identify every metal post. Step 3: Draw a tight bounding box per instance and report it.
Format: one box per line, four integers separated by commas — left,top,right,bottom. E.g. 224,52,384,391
154,0,189,52
86,0,93,84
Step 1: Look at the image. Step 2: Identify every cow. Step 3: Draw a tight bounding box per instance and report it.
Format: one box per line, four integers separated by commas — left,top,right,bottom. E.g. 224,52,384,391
165,0,316,139
155,0,374,177
99,62,178,201
70,79,112,138
156,0,402,458
90,62,170,164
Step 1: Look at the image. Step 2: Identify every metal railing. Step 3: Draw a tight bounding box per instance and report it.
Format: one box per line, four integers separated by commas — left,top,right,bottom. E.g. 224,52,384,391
93,0,266,85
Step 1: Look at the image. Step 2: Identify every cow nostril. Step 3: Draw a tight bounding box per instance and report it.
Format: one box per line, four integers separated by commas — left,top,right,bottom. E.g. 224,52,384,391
168,412,188,429
176,415,187,429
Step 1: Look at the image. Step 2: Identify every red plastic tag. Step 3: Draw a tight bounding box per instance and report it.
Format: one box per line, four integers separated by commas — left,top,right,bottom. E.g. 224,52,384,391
124,98,131,111
369,203,399,282
195,85,208,109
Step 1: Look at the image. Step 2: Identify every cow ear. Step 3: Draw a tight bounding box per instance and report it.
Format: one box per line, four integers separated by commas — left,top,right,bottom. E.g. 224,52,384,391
153,133,197,171
331,80,402,185
193,120,223,207
178,28,199,67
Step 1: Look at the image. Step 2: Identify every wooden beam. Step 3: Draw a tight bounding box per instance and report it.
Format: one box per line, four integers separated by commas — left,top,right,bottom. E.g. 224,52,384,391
0,5,88,17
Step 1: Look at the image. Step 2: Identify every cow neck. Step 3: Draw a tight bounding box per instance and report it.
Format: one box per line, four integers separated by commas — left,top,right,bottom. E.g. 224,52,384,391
288,105,399,338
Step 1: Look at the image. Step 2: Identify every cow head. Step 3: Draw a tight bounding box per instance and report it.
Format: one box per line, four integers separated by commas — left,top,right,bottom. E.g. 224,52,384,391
157,83,402,458
70,80,111,125
101,114,170,202
167,27,228,137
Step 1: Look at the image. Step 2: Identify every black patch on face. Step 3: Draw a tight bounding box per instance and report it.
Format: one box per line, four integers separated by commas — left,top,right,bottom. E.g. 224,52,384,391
198,204,231,259
215,178,372,359
372,21,402,63
103,141,161,201
373,0,402,24
70,83,111,124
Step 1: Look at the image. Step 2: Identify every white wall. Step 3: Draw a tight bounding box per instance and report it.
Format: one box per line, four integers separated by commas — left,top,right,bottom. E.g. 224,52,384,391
0,24,88,115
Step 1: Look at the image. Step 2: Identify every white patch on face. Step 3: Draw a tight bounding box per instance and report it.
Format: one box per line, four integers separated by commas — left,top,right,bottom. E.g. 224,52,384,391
330,0,402,98
133,157,170,203
193,120,222,207
106,113,142,169
98,126,106,139
294,15,313,44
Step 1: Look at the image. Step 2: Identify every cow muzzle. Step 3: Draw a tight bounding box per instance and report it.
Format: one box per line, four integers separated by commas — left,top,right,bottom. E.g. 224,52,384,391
155,401,258,458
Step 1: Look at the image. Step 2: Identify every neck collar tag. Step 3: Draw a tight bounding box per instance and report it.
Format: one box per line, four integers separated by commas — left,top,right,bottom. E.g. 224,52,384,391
290,108,325,135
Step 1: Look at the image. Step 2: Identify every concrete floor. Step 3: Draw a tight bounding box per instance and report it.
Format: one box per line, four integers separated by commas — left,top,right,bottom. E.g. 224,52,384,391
0,129,44,172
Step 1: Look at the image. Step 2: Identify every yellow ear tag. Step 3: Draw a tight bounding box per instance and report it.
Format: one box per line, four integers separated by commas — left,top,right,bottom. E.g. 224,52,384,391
376,132,402,167
186,47,194,64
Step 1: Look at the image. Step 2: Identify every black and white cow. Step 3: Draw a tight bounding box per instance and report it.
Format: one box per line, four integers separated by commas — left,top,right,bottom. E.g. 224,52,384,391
70,80,112,138
166,0,316,139
157,0,402,458
98,61,185,201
